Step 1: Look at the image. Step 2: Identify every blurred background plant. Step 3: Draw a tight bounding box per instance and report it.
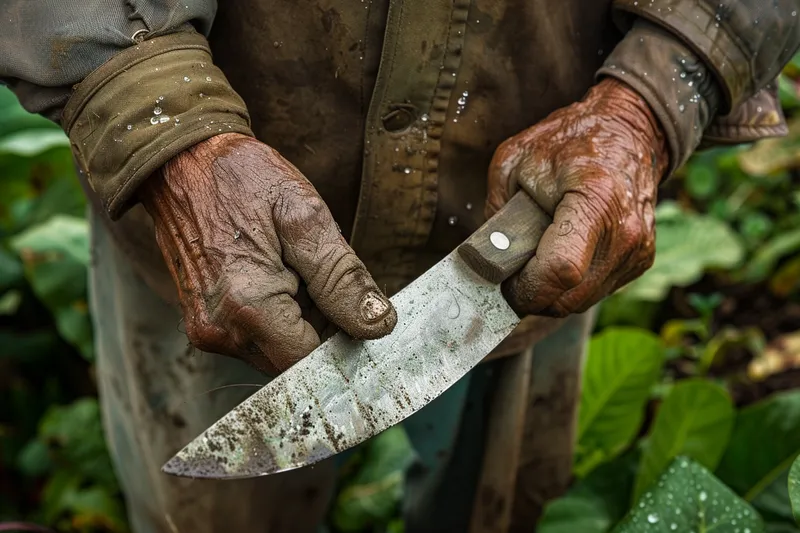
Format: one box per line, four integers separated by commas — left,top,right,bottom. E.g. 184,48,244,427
5,56,800,532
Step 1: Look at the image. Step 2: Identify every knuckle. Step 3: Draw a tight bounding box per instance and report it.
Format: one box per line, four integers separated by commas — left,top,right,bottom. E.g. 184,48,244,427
184,314,220,352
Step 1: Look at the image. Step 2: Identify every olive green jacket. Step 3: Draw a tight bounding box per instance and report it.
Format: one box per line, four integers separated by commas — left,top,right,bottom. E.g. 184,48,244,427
2,0,798,355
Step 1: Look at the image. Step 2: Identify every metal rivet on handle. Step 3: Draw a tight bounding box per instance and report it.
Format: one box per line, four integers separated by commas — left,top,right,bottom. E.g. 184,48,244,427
490,231,510,250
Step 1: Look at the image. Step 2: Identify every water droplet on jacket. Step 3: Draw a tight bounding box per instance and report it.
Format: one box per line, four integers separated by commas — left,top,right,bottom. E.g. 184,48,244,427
206,76,212,81
153,106,163,115
234,230,241,239
126,124,132,130
404,167,412,174
150,117,159,125
184,76,191,82
448,216,458,226
159,116,170,123
421,114,429,122
679,104,685,112
466,203,473,210
647,513,659,524
680,72,686,78
273,41,281,47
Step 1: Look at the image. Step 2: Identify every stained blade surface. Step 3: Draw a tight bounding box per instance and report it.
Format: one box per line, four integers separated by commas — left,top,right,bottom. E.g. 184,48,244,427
162,251,519,479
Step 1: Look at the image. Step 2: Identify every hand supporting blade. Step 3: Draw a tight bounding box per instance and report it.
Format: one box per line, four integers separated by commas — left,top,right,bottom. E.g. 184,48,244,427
163,192,550,479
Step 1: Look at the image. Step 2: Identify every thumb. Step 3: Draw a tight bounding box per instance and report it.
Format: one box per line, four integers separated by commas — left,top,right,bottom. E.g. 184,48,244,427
275,190,397,340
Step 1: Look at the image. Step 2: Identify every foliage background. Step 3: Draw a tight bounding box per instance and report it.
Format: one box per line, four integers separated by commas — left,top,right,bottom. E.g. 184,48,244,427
5,57,800,532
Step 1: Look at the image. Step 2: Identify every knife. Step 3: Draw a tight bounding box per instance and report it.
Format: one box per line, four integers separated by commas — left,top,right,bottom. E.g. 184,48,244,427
162,191,550,479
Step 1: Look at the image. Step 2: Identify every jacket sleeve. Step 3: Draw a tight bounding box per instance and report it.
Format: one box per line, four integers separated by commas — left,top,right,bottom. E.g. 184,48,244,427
597,0,800,176
0,1,253,219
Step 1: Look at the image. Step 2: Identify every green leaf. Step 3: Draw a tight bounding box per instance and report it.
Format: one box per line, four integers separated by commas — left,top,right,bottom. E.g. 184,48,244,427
685,162,720,200
61,486,128,532
0,247,23,290
16,438,52,478
717,391,800,502
754,470,795,525
744,229,800,282
0,129,69,157
789,455,800,524
10,215,93,359
41,471,127,533
331,426,414,532
620,202,745,301
633,379,734,502
0,289,22,315
614,458,764,533
539,451,638,533
38,398,119,489
574,328,664,478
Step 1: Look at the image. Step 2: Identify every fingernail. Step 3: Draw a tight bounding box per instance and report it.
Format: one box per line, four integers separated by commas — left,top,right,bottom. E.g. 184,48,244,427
360,291,390,322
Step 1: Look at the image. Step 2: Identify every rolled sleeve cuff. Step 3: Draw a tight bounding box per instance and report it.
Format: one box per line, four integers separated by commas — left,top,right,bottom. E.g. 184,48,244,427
610,0,751,112
63,30,254,220
597,21,718,176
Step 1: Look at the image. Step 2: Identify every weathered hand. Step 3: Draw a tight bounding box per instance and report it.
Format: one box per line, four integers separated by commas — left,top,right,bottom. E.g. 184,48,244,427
486,78,668,317
139,133,397,374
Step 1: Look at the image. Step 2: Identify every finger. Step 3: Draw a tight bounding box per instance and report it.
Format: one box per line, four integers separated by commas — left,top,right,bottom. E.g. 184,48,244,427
239,293,322,373
206,271,322,373
542,217,655,316
274,190,397,340
503,192,601,315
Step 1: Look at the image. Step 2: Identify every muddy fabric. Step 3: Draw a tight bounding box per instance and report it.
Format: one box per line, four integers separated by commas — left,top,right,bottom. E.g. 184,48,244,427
90,206,587,532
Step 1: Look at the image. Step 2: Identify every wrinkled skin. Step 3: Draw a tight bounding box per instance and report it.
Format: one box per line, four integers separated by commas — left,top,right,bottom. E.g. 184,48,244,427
139,133,397,374
487,78,668,317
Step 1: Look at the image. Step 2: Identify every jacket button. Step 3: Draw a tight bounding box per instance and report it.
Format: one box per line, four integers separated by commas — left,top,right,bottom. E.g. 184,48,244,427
382,104,418,132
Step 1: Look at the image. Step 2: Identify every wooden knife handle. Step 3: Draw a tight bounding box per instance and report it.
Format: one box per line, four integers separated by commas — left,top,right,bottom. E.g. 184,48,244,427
457,191,551,284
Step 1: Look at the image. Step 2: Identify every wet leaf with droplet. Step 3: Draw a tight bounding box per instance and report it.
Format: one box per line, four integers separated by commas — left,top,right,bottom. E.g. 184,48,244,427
615,458,764,533
633,379,734,502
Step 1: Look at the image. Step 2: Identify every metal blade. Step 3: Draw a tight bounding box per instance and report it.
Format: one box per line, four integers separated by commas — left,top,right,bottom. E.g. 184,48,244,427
162,251,519,479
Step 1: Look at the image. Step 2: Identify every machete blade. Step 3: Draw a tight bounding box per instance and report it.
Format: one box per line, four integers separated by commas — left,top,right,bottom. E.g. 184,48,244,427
162,251,520,479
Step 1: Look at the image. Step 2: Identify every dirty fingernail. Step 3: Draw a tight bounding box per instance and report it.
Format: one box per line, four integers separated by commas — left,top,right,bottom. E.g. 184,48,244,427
360,291,390,322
